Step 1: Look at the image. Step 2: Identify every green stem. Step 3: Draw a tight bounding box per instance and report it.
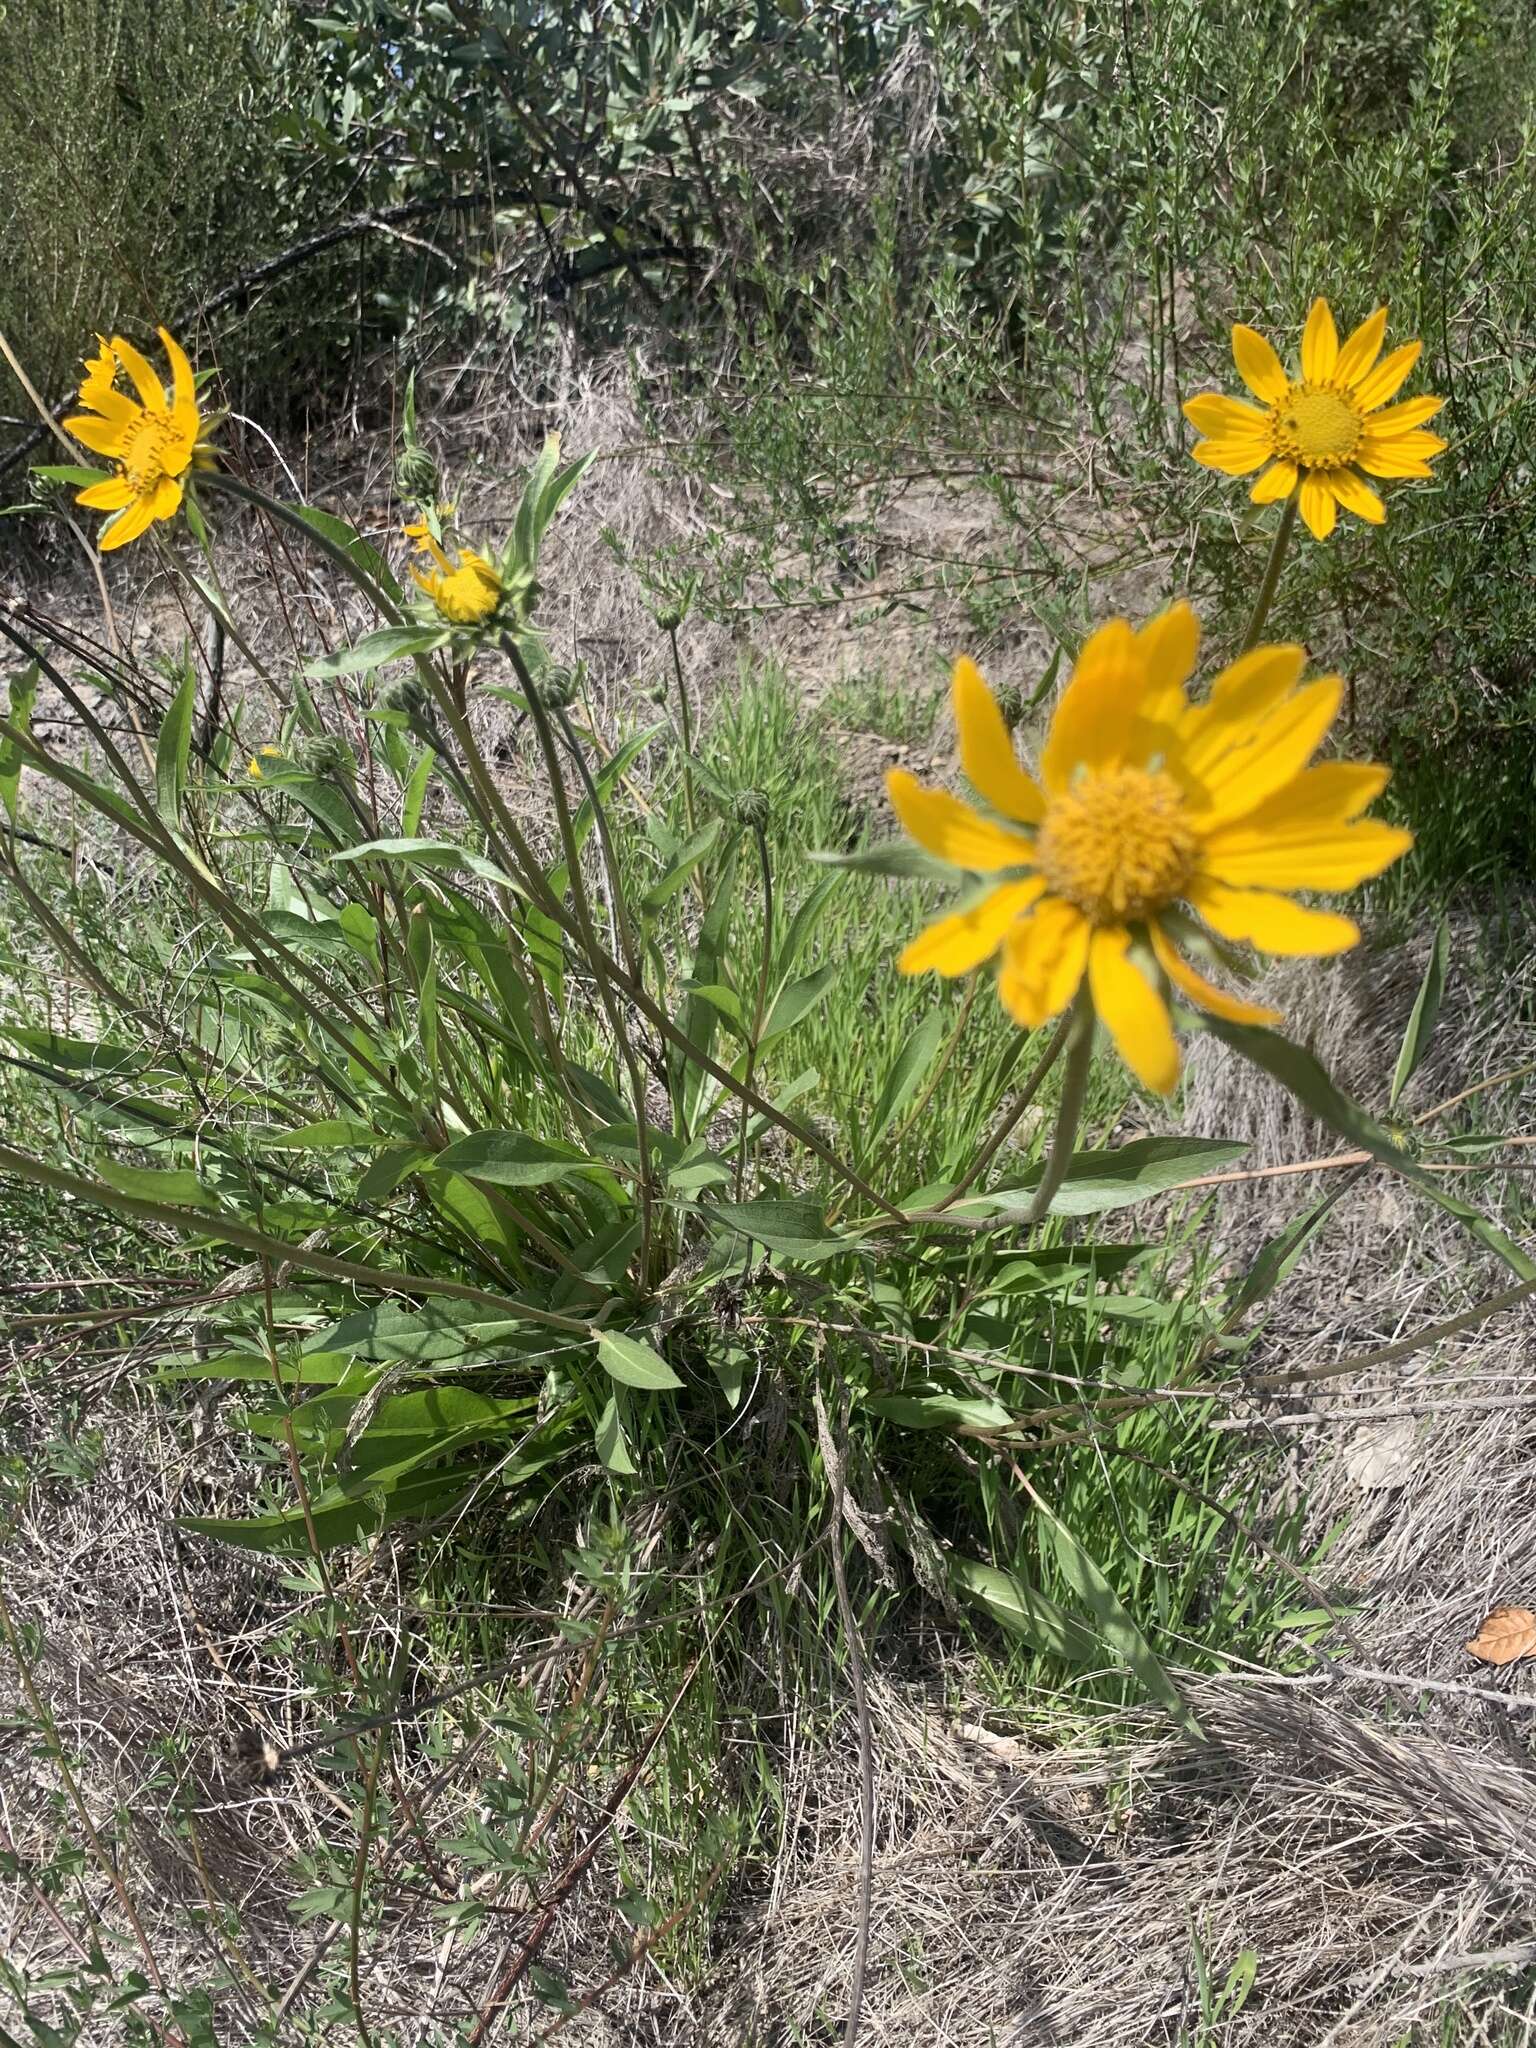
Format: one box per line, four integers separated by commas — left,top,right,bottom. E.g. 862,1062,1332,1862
1239,492,1299,653
666,626,697,841
736,821,774,1205
1026,994,1095,1227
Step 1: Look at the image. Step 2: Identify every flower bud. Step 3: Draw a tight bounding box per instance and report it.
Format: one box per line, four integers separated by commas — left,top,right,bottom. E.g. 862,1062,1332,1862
733,789,769,828
394,444,439,503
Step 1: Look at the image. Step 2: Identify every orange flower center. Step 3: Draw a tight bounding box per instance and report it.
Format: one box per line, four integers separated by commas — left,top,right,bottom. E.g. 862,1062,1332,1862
1037,768,1198,924
1268,383,1363,468
120,411,188,496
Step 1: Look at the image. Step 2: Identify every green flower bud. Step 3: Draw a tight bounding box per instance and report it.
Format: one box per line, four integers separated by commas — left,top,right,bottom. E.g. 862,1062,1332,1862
733,789,769,828
296,734,356,787
394,443,439,503
655,605,685,633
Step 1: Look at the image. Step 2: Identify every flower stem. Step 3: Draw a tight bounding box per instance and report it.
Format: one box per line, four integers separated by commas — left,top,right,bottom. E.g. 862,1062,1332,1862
666,625,697,839
1026,993,1094,1227
1239,491,1299,653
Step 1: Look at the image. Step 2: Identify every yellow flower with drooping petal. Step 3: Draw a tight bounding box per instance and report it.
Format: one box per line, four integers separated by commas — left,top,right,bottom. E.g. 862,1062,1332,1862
887,604,1412,1094
247,745,283,780
1183,300,1446,540
404,520,503,626
65,328,215,551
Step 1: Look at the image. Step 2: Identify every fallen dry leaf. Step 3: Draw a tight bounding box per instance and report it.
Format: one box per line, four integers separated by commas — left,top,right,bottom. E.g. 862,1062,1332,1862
1465,1605,1536,1666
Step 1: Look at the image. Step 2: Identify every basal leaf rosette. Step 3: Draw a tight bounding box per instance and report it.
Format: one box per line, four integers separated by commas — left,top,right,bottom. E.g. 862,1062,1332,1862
888,604,1412,1094
64,328,218,551
1184,299,1445,540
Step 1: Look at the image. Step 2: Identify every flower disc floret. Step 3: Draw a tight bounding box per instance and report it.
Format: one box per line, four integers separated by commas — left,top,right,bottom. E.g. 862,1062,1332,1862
1036,768,1197,923
886,610,1413,1095
1183,298,1446,540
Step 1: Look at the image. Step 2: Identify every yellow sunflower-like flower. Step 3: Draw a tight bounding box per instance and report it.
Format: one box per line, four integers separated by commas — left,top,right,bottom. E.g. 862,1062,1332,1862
65,328,215,551
888,604,1412,1094
246,745,283,780
404,520,504,626
1183,300,1446,540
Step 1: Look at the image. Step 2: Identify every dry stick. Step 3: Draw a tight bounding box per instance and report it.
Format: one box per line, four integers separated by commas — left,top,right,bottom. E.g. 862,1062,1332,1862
524,1853,732,2045
465,1645,712,2045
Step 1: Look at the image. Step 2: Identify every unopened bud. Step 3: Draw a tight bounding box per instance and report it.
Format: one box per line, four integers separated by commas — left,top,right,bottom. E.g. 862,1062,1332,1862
655,606,684,634
992,681,1027,732
395,444,439,503
297,734,356,786
733,789,769,828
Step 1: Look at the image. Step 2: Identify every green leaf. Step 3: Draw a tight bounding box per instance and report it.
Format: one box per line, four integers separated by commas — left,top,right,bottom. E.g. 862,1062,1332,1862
1206,1016,1536,1281
761,963,836,1043
706,1197,854,1263
1039,1511,1203,1739
330,838,522,892
260,1119,383,1151
866,1009,945,1150
309,1299,548,1364
32,463,106,486
595,1394,637,1473
685,981,747,1037
866,1384,1014,1432
1231,1177,1359,1321
946,1553,1100,1664
971,1137,1246,1218
433,1129,598,1187
401,748,436,837
1389,919,1449,1110
98,1161,220,1211
810,841,952,880
290,505,400,595
306,626,448,677
595,1329,683,1390
0,662,38,825
180,1465,481,1554
640,817,721,915
154,666,197,830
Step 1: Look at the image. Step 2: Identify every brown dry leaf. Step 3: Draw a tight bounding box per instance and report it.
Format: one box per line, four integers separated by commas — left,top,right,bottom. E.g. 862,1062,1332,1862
1465,1605,1536,1666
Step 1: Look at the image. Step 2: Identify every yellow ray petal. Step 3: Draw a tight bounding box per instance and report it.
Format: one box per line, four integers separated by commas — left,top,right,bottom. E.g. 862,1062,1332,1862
1336,306,1388,388
1038,620,1147,794
1148,920,1282,1027
1234,760,1390,828
1250,459,1298,504
1298,473,1337,540
1364,394,1444,434
1191,438,1270,477
1175,644,1306,778
76,474,133,511
952,656,1046,825
1088,926,1179,1094
109,334,167,413
1182,393,1268,438
1329,468,1386,526
159,327,197,422
997,898,1090,1029
1231,325,1288,404
1186,674,1344,827
1135,601,1200,724
1300,299,1339,382
886,770,1037,872
64,412,131,457
98,489,163,551
1357,430,1446,479
1354,341,1423,412
898,877,1045,976
1199,817,1413,891
1188,878,1358,956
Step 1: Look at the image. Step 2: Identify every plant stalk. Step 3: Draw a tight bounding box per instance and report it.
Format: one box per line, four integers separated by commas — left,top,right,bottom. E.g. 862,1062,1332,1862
1239,491,1299,652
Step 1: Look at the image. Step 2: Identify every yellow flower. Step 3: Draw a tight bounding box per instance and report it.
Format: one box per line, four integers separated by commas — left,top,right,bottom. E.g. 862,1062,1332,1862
1183,300,1446,540
404,520,503,626
247,744,283,780
888,605,1412,1094
65,328,215,551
